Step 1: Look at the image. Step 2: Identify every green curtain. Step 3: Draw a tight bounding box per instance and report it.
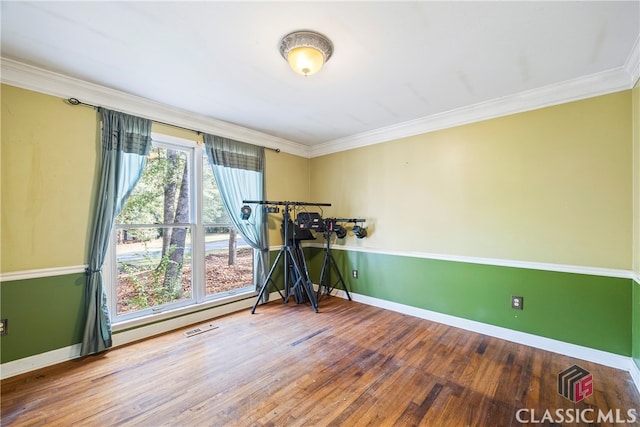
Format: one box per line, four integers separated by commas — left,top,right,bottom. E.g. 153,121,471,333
81,109,152,356
203,134,269,296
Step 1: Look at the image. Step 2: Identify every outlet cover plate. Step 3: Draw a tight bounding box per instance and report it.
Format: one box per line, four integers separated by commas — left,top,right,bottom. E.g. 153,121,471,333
511,296,524,310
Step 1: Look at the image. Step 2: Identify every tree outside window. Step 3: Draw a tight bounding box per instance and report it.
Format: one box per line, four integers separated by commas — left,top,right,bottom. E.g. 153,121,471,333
112,138,253,321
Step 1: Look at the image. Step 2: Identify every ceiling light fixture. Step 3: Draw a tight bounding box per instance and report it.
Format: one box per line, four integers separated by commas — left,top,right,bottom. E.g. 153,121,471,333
279,30,333,76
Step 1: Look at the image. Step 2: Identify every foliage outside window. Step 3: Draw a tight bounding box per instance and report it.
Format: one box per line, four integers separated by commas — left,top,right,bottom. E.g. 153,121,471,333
111,136,254,321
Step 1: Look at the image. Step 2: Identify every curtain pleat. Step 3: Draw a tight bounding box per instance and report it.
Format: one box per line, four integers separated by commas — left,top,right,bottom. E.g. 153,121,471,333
203,134,269,296
81,109,152,356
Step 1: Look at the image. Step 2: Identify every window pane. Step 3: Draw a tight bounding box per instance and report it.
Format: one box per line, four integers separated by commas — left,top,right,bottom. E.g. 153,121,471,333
203,152,253,297
118,147,190,225
116,227,192,315
202,154,229,225
111,143,256,322
203,228,254,297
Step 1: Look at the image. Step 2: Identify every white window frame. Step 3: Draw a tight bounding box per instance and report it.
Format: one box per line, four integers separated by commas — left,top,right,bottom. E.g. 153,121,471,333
104,133,256,326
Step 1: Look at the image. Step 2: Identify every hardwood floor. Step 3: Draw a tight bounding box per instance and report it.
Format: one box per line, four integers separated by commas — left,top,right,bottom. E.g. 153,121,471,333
2,297,639,426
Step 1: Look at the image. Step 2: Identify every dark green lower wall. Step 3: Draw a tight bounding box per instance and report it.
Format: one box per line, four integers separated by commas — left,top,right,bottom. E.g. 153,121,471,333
306,248,632,356
0,251,286,364
0,273,86,363
0,250,633,364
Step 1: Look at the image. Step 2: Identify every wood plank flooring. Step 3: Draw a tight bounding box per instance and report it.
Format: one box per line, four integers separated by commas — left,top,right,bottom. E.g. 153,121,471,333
2,297,639,426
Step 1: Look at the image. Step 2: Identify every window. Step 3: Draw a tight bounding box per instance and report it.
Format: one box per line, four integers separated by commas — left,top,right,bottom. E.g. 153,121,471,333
201,151,254,298
108,134,254,322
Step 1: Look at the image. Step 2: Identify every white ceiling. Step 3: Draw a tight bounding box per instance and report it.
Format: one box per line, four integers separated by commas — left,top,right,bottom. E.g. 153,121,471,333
2,1,639,150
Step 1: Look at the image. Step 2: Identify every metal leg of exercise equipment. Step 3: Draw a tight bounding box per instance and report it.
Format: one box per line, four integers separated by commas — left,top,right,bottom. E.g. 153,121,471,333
317,230,352,301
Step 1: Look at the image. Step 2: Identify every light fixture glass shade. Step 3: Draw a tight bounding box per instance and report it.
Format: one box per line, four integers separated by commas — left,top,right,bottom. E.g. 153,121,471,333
287,46,325,76
279,31,333,77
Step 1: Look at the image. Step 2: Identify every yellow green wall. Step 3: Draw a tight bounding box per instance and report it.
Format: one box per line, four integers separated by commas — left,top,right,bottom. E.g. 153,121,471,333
311,92,632,270
634,78,640,277
1,82,637,364
307,90,633,356
1,85,99,272
0,85,310,273
3,84,631,276
263,150,310,246
151,122,204,143
633,77,640,368
0,84,313,364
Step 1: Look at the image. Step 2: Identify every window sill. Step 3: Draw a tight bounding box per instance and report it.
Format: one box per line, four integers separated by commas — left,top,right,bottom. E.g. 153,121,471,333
112,289,258,333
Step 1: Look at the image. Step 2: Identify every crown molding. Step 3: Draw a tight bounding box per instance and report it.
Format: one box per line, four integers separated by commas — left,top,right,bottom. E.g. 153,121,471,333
0,58,311,158
3,56,636,160
624,33,640,86
311,65,636,158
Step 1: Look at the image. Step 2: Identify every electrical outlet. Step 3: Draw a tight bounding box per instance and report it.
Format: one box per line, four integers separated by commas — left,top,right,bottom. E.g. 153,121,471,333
352,269,358,279
511,296,523,310
0,319,7,336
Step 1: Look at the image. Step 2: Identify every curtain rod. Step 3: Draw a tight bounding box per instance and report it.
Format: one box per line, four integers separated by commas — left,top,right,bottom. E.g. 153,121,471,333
65,97,280,153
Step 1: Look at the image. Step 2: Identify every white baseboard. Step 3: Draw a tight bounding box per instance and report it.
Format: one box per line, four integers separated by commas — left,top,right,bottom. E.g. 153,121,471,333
0,291,279,380
3,287,639,398
339,290,636,375
631,360,640,393
0,344,83,380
